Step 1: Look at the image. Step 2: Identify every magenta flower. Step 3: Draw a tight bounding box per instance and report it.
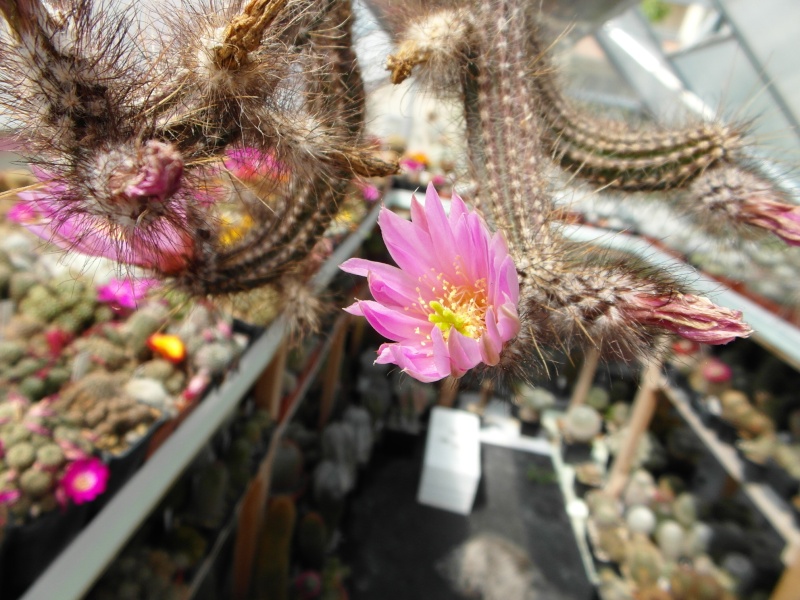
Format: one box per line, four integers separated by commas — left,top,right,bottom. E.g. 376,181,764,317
97,278,159,309
59,458,109,504
623,292,752,344
224,147,289,182
360,182,381,203
341,184,520,382
399,157,425,173
8,176,194,274
0,489,20,505
740,199,800,246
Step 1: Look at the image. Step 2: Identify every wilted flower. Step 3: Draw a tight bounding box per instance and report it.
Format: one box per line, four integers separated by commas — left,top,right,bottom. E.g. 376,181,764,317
624,292,751,344
341,184,520,382
10,169,195,274
97,278,159,310
60,458,109,504
740,199,800,246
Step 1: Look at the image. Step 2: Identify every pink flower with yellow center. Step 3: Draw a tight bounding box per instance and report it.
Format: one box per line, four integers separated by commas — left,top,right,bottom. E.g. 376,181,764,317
341,184,520,382
60,458,109,504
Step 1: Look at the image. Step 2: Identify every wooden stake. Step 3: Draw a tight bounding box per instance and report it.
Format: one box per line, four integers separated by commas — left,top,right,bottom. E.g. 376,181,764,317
232,475,267,599
254,337,289,419
318,317,348,430
605,358,663,497
569,346,600,408
770,551,800,600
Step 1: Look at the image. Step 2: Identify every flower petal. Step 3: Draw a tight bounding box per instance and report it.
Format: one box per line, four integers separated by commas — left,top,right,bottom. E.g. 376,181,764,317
356,300,431,342
378,206,436,278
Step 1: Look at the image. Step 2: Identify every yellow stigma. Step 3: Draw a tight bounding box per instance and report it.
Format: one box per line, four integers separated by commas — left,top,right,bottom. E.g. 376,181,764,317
427,278,488,340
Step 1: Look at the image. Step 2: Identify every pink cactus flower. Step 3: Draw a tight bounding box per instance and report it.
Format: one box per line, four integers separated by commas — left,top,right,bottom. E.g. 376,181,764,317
0,489,20,505
341,184,520,382
60,458,109,504
97,278,159,310
360,182,381,203
9,160,195,274
399,157,425,173
224,147,289,182
624,292,751,345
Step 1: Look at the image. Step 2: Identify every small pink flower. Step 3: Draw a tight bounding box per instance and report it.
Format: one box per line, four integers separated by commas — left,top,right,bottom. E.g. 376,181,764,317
740,199,800,246
60,458,109,504
399,157,425,173
57,440,89,461
624,292,751,345
702,358,732,383
183,370,212,401
360,182,381,203
97,278,159,310
225,147,289,182
431,174,448,187
341,184,520,382
0,489,20,505
24,422,51,436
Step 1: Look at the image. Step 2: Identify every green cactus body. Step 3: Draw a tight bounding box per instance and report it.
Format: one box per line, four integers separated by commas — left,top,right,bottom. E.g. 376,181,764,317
271,441,304,494
9,272,39,303
297,512,328,570
625,536,663,589
193,342,235,377
191,462,229,529
19,376,47,401
123,305,169,356
226,438,254,491
19,286,66,322
0,263,12,297
0,340,25,365
137,359,176,382
164,371,186,395
45,368,71,394
6,441,36,470
36,444,65,470
253,496,296,600
19,468,53,498
7,358,46,381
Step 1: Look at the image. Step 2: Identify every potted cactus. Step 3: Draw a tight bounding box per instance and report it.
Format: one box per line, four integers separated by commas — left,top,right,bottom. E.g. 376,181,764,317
0,396,109,597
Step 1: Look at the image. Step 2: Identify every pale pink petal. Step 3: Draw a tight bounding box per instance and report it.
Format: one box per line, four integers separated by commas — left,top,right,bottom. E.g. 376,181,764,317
375,343,448,382
410,196,429,233
340,258,419,309
378,207,436,277
357,300,431,342
480,307,503,366
422,184,459,273
448,192,468,227
447,330,482,376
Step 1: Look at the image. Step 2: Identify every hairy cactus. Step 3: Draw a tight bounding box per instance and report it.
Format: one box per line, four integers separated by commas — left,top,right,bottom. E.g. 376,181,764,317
297,511,328,570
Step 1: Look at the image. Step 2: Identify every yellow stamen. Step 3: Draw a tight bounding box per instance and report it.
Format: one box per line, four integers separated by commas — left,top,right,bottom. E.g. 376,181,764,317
426,277,488,340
